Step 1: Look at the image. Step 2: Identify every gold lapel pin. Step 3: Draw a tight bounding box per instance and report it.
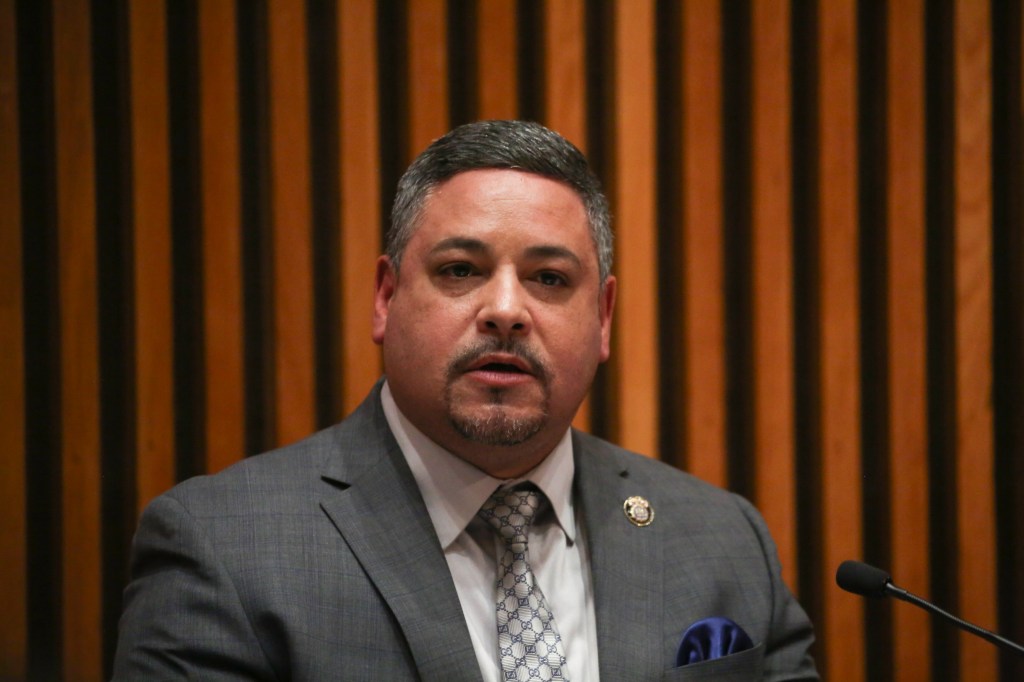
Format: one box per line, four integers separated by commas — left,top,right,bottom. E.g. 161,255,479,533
623,495,654,527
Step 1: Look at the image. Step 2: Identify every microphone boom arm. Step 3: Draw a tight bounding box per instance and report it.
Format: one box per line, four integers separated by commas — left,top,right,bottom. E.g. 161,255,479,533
884,583,1024,657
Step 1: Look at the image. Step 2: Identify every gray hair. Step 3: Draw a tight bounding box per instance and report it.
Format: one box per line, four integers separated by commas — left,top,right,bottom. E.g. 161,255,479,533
387,120,613,282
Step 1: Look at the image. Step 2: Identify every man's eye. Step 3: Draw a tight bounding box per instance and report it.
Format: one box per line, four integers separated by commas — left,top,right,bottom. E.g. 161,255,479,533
441,263,474,278
537,271,567,287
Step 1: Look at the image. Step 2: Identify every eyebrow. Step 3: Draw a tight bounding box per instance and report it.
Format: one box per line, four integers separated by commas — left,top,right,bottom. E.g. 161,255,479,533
429,236,489,256
523,244,583,269
429,237,583,269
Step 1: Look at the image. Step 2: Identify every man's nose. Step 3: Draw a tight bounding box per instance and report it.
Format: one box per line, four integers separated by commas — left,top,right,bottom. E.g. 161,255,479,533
476,271,532,337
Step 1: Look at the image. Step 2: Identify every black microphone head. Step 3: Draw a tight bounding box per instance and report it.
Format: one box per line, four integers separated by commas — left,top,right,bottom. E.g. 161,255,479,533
836,560,892,598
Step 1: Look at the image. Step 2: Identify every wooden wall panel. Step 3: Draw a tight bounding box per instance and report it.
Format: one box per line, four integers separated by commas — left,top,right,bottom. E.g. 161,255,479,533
128,0,176,511
406,0,449,157
886,0,931,678
338,0,383,414
610,0,658,458
52,1,102,678
678,0,726,488
953,1,997,678
268,0,317,447
0,0,26,675
750,0,798,589
815,1,863,678
4,2,1022,679
476,0,517,120
199,0,246,474
542,0,586,152
994,6,1024,677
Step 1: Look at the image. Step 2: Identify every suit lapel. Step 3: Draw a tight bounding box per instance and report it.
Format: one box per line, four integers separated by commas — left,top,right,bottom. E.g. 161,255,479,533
318,388,481,682
317,391,670,680
575,434,665,680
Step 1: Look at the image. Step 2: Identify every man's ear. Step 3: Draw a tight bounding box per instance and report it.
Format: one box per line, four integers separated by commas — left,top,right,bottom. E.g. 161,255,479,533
371,255,397,345
598,275,616,362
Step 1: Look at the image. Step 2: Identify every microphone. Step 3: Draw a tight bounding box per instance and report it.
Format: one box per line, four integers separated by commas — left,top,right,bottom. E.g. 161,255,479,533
835,560,1024,656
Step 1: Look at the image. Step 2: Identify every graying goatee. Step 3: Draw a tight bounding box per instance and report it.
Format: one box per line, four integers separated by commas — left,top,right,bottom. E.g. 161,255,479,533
444,340,552,447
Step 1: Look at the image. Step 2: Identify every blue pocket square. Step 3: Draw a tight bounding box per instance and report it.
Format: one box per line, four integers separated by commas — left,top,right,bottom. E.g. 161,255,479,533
675,616,755,666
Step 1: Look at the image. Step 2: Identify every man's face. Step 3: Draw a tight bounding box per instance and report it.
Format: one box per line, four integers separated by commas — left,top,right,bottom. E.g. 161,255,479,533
372,169,616,477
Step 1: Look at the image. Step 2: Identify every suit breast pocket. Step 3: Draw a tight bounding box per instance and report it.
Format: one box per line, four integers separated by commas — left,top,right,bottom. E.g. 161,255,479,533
661,642,765,681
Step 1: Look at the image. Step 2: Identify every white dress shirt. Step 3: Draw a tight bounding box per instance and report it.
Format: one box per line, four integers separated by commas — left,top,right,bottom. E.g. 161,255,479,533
381,382,600,681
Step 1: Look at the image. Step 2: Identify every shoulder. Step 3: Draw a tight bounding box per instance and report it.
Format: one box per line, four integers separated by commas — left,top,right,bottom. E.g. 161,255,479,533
573,429,750,506
572,429,773,548
163,426,339,513
162,385,390,515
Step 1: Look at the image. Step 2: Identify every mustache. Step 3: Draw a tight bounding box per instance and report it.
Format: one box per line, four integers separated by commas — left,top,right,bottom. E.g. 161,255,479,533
446,338,551,383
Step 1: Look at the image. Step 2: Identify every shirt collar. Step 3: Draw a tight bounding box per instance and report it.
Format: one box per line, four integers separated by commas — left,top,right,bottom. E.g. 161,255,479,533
380,381,577,550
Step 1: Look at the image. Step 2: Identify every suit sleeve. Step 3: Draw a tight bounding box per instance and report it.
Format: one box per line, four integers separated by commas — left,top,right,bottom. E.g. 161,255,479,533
733,494,819,682
112,493,278,681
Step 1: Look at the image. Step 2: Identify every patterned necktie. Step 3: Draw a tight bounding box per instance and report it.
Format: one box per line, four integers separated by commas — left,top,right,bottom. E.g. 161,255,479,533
477,485,570,682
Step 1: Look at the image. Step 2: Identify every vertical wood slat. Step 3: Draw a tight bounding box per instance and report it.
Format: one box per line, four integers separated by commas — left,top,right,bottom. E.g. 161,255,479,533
0,0,26,675
542,0,586,152
1013,8,1024,674
128,1,175,511
406,0,449,157
611,0,658,458
886,0,932,677
199,0,246,473
475,0,517,120
267,0,316,447
679,0,726,487
541,0,592,433
953,1,997,678
52,0,102,678
338,0,382,415
816,0,863,678
750,0,798,589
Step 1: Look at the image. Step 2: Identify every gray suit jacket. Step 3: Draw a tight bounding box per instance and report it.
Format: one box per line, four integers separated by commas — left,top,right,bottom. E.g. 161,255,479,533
114,384,817,681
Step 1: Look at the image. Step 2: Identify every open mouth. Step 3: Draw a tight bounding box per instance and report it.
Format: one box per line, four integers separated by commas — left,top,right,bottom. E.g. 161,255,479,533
452,347,546,386
478,362,528,374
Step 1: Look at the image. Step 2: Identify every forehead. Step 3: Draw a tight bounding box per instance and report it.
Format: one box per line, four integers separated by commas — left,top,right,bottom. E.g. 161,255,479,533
412,169,593,251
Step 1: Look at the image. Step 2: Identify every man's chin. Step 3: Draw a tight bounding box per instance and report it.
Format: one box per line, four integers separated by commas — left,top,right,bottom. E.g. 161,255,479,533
448,375,544,406
447,404,548,448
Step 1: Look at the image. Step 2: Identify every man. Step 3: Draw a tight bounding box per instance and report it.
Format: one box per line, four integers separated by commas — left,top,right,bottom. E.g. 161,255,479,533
114,120,818,681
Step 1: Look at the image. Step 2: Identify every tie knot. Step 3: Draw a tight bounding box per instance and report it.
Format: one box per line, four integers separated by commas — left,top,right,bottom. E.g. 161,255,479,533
477,485,542,551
